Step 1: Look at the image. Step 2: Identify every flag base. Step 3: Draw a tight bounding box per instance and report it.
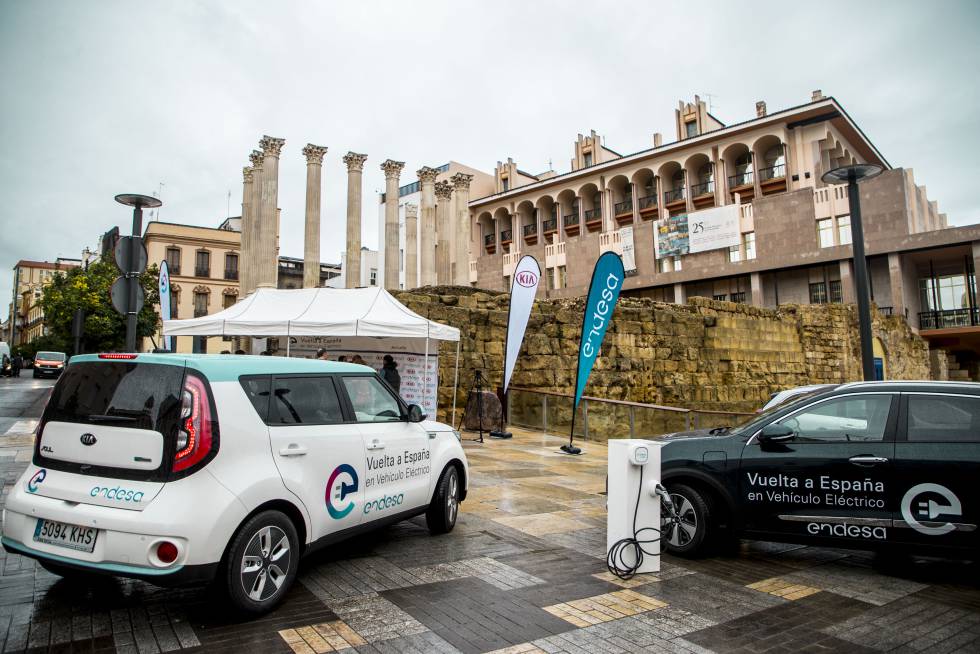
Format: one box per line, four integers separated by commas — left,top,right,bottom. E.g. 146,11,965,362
489,430,512,439
560,444,583,455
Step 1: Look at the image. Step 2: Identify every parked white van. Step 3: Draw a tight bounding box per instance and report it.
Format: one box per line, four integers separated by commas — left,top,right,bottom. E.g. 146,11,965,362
2,353,468,614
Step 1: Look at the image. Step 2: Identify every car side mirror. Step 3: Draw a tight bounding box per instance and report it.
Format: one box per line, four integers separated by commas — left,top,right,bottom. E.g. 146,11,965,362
758,423,795,443
406,404,426,423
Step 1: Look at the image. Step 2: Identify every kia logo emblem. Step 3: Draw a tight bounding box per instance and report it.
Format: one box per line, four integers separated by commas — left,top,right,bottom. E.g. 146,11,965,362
80,433,97,446
515,271,538,287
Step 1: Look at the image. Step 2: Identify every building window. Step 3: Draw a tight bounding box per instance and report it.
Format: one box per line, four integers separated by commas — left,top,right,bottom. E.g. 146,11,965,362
920,275,974,311
729,245,741,263
224,253,239,280
731,292,746,304
829,279,843,303
170,290,179,319
502,177,510,191
369,268,377,286
744,232,756,260
166,247,181,275
713,294,727,301
809,282,828,304
546,267,555,290
583,152,593,167
837,215,852,245
685,121,697,138
195,250,210,277
817,219,834,248
193,291,209,317
558,265,567,289
673,257,682,271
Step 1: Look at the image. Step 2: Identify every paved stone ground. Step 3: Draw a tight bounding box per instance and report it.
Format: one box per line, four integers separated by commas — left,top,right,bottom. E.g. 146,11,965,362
1,389,978,653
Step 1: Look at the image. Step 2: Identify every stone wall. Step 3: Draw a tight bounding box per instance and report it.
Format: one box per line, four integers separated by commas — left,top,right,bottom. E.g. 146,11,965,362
393,287,932,438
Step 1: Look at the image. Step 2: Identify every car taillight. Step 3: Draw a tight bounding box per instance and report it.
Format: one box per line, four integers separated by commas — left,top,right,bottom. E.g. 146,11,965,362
173,374,214,473
99,353,137,360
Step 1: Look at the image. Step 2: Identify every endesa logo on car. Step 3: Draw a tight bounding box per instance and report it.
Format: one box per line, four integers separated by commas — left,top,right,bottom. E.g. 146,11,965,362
326,464,359,519
90,485,145,503
515,270,538,288
27,469,46,493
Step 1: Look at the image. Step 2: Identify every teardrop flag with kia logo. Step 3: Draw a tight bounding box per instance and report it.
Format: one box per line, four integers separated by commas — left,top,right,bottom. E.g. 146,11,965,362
564,251,625,454
503,255,542,393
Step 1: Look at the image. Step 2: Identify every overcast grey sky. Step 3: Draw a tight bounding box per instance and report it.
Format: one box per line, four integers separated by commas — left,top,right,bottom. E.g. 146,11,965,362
2,0,979,311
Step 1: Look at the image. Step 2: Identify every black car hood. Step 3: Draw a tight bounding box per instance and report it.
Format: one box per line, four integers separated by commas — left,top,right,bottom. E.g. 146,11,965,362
659,428,729,441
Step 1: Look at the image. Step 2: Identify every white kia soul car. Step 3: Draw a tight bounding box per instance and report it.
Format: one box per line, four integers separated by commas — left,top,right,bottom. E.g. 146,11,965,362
2,353,468,614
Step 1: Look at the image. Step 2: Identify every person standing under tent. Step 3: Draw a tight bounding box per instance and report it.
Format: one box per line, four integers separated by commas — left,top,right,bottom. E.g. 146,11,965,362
380,354,401,394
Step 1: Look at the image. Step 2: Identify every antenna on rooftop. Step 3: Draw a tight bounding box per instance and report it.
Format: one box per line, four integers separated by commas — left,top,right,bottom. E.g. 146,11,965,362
548,158,553,171
702,93,718,113
227,189,231,219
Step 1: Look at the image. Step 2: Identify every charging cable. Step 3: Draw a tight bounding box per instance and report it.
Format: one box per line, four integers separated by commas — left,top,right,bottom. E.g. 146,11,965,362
605,467,675,580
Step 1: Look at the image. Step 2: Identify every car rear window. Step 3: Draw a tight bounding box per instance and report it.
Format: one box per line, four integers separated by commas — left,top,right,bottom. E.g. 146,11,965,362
45,361,184,432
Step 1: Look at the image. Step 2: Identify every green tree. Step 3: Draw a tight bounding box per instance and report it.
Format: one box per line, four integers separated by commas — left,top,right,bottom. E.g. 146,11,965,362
38,259,161,354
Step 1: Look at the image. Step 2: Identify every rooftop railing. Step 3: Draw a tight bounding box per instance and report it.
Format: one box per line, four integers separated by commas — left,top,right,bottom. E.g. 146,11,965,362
919,308,979,330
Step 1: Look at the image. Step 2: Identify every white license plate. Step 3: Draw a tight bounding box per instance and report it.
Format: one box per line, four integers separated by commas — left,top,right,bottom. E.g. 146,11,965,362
33,519,98,553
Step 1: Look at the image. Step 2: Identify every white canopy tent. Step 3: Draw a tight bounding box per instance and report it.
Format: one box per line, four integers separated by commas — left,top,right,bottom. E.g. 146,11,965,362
163,287,462,420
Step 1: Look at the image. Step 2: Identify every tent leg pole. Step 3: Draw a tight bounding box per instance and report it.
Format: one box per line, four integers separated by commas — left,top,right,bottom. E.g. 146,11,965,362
423,336,429,412
451,339,460,426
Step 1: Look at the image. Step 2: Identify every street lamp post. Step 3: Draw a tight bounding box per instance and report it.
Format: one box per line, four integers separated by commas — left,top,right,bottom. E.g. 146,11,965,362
114,194,162,352
821,164,883,381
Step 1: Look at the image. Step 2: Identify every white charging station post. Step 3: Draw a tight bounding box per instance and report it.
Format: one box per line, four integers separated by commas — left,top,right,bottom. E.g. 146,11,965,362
607,439,665,574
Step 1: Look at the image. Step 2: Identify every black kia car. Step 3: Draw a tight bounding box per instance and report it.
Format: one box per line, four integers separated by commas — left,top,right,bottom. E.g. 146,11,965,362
659,381,978,558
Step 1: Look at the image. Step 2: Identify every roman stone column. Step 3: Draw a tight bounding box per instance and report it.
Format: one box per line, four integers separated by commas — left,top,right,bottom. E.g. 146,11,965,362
450,173,474,285
342,152,368,288
302,144,328,288
435,181,453,284
404,203,418,289
239,165,254,296
246,150,264,295
417,167,440,286
258,135,285,288
381,159,405,290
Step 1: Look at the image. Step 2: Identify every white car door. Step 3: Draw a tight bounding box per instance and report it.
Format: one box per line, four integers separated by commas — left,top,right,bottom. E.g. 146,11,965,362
339,375,432,520
267,375,365,541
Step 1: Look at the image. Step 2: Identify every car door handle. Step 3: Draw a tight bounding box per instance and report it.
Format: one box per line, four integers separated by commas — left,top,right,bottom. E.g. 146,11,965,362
849,455,889,466
279,445,308,457
366,440,386,451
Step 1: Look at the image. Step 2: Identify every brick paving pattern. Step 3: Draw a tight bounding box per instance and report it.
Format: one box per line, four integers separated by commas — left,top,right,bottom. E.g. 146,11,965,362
1,414,978,653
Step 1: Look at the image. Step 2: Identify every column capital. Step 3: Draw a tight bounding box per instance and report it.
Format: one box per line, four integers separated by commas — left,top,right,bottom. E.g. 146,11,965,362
343,151,368,172
405,203,418,218
434,180,454,200
417,166,440,184
249,149,264,169
243,166,253,183
259,135,286,157
450,172,474,190
381,159,405,180
302,144,328,164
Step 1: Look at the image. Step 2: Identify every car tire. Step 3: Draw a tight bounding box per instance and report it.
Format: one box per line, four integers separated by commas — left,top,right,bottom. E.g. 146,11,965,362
661,483,712,557
222,510,299,616
426,465,460,535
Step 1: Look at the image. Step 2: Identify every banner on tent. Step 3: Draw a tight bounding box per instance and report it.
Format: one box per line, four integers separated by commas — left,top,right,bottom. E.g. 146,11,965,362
293,336,439,416
158,261,172,351
503,255,541,393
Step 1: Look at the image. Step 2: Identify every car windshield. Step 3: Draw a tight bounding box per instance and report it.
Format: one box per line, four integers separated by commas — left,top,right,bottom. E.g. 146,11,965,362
36,351,65,361
728,389,827,436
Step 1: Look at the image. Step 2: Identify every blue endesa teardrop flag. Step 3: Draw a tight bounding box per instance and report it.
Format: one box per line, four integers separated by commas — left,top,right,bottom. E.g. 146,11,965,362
564,251,626,454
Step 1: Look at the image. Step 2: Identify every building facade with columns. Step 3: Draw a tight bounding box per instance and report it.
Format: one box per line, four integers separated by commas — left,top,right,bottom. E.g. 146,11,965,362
6,258,81,346
377,161,493,289
468,91,980,376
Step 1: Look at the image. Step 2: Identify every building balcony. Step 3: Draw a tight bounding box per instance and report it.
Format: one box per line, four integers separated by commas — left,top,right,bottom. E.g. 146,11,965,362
194,267,210,278
638,195,658,220
690,180,714,197
522,222,538,245
543,218,558,235
500,229,513,246
663,187,685,205
224,269,239,281
728,172,753,188
758,163,787,196
614,199,634,226
484,233,496,254
919,308,979,330
584,207,602,232
563,213,580,236
168,264,181,275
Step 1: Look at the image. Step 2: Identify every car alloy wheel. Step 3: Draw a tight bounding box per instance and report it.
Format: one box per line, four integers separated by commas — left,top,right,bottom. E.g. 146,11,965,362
446,470,459,526
663,493,699,548
240,525,290,602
